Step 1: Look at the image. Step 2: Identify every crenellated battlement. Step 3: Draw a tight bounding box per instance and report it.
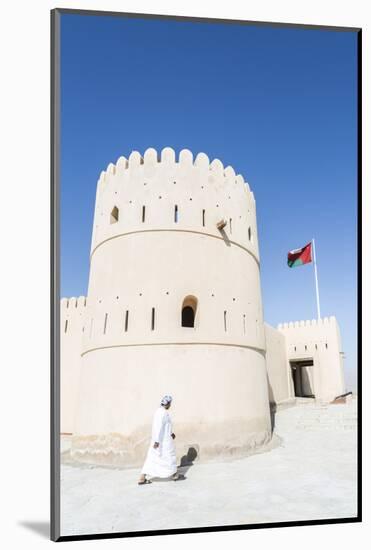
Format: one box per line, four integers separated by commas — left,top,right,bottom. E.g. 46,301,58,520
97,147,252,194
61,296,87,311
277,316,336,330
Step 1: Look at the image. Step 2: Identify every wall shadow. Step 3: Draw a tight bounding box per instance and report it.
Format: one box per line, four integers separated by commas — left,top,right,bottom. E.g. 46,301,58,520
269,402,277,432
267,376,276,432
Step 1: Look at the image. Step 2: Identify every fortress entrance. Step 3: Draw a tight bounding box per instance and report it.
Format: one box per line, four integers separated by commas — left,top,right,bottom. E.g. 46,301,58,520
290,360,315,398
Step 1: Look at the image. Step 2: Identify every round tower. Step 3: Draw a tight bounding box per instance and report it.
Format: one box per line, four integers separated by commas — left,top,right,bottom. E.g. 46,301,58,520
71,147,271,465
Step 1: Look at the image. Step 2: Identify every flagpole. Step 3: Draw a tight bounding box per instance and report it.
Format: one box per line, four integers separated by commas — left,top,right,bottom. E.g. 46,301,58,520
312,238,321,319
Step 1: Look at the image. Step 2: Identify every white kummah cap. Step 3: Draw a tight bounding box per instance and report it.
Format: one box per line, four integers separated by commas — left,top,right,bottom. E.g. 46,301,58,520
160,395,173,406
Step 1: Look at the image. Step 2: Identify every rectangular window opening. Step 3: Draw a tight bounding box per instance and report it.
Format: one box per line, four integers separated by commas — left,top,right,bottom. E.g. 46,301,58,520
142,205,146,222
229,218,232,234
64,319,68,333
202,209,205,227
151,307,155,331
174,205,178,223
224,310,227,332
124,310,129,332
103,313,108,334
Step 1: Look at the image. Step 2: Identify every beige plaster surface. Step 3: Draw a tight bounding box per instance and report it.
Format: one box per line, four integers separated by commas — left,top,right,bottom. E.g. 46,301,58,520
265,323,293,404
71,345,271,465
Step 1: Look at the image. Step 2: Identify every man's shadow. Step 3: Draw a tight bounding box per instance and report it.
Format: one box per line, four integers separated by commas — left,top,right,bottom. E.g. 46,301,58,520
177,446,198,480
151,446,198,483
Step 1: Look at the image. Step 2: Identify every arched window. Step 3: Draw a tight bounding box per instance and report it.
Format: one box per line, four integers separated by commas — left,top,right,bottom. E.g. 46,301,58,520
110,206,119,224
181,295,197,328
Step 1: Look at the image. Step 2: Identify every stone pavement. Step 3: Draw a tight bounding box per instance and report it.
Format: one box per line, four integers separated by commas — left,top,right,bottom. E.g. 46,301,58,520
60,397,358,537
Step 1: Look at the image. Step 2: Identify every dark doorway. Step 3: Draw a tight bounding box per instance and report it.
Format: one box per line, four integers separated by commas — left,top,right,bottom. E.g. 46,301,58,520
290,360,315,398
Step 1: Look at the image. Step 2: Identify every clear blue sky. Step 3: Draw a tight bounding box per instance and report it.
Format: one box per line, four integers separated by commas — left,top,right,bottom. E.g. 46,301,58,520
60,13,358,390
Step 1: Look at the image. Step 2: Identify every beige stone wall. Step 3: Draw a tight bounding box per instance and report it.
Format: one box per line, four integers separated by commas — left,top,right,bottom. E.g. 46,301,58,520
264,323,294,404
60,296,86,433
72,345,271,466
69,147,272,465
277,316,346,402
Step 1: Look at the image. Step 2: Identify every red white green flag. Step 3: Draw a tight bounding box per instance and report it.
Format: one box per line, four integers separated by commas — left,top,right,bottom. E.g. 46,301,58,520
287,242,312,268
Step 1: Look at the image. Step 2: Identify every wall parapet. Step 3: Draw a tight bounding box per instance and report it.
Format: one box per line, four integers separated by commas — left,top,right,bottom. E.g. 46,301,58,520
61,296,87,311
97,146,252,196
277,316,336,330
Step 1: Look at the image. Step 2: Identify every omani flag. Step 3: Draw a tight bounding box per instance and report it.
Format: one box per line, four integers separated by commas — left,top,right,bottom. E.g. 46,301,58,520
287,242,312,268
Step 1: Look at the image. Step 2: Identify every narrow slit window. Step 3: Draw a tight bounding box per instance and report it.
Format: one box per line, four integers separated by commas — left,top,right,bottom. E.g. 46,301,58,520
202,209,205,227
64,320,68,333
305,345,307,351
110,206,119,224
224,311,227,332
142,206,146,223
229,218,232,234
174,205,178,223
151,308,155,331
248,227,252,241
325,343,328,349
103,313,108,334
124,310,129,332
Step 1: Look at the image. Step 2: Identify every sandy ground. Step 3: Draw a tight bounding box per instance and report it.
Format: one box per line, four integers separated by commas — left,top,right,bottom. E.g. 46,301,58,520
60,397,357,537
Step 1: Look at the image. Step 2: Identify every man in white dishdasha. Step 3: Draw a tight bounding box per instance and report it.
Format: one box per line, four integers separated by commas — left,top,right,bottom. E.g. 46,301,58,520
138,395,179,485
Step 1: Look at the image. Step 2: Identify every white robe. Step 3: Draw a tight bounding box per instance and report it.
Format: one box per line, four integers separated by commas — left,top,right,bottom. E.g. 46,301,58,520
141,406,177,478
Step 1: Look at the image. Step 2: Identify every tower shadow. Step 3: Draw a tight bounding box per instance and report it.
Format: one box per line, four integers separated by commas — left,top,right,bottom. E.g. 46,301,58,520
267,376,276,431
